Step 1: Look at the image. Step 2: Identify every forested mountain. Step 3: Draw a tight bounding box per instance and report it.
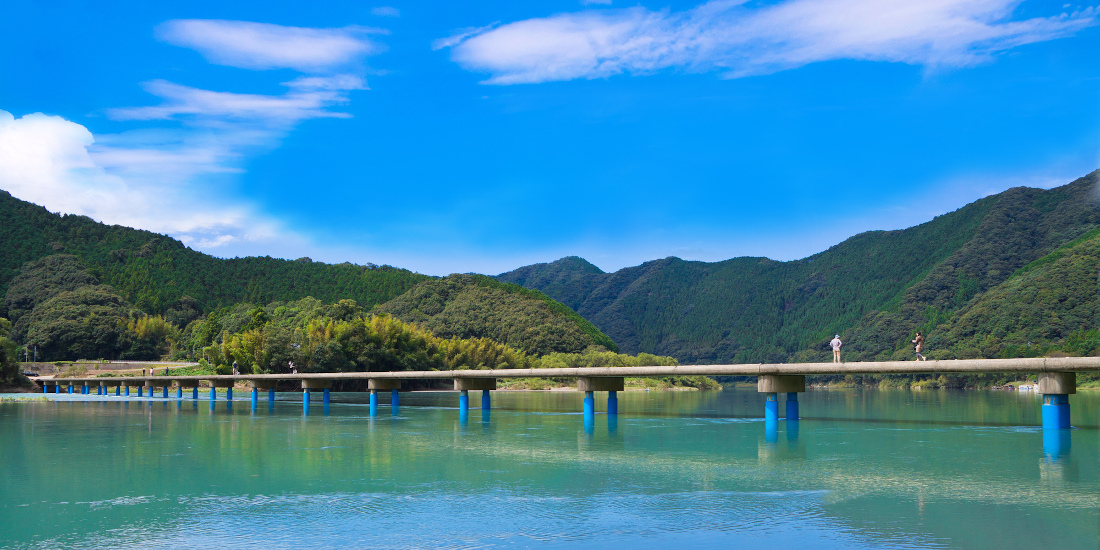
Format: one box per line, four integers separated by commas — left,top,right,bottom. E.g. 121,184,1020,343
0,191,617,365
498,172,1100,364
0,190,429,317
373,273,617,356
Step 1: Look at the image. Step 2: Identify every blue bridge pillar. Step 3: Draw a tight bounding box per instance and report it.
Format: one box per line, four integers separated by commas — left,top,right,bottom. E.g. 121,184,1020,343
1039,373,1075,430
226,388,233,401
137,386,143,397
758,375,806,439
392,389,399,412
608,391,618,415
303,389,311,414
163,387,169,399
786,392,799,421
192,387,199,400
764,392,779,428
459,389,469,411
115,385,120,396
251,388,258,411
482,389,491,411
268,388,275,403
176,387,183,399
369,389,378,416
124,386,130,397
583,391,595,416
1042,394,1070,429
209,388,216,401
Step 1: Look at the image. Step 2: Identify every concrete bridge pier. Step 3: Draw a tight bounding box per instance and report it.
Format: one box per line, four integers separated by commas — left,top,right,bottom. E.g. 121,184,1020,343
368,380,401,416
101,381,120,396
146,379,172,399
1039,372,1075,430
301,379,332,415
207,379,235,403
124,385,130,397
175,380,199,400
455,378,496,414
578,377,625,420
758,375,806,430
250,380,277,411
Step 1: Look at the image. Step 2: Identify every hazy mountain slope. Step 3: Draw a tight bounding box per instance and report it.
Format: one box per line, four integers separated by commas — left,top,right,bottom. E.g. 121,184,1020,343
498,172,1100,363
373,274,617,355
0,190,429,315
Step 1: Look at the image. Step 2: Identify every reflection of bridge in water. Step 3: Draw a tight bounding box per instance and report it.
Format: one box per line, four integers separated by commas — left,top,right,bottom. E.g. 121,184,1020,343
38,357,1096,457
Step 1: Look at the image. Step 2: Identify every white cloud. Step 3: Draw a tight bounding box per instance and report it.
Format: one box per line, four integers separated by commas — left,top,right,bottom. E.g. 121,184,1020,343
0,110,289,248
371,6,401,17
0,20,385,259
156,19,385,72
441,0,1099,84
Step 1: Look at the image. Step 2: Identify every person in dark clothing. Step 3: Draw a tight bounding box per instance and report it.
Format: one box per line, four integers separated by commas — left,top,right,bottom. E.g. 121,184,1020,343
912,332,926,361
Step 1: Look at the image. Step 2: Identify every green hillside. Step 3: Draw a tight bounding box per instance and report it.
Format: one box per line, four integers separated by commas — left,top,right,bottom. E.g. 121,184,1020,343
498,172,1100,364
0,190,430,316
0,191,619,366
373,273,617,355
923,228,1100,360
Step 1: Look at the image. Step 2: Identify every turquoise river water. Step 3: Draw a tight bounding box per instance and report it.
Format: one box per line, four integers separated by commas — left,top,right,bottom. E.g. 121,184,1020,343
0,388,1097,549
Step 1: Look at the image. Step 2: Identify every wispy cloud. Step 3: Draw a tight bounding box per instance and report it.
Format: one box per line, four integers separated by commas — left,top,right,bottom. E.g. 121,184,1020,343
440,0,1099,84
156,19,385,72
107,77,364,123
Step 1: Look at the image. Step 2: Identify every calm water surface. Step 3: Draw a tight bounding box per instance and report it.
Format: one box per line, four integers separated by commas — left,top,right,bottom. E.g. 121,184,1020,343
0,388,1097,549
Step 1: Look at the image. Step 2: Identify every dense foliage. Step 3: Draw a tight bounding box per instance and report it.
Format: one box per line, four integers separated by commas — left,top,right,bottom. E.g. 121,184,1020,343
499,173,1100,365
3,255,179,361
374,273,617,355
0,318,21,387
179,297,667,376
0,190,429,316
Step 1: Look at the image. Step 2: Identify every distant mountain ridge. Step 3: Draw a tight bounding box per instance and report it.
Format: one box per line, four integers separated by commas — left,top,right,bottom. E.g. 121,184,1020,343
497,172,1100,363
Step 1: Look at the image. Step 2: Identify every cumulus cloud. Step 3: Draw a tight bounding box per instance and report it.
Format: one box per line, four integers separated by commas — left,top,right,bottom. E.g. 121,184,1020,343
0,110,284,249
440,0,1099,84
156,19,385,72
0,20,384,256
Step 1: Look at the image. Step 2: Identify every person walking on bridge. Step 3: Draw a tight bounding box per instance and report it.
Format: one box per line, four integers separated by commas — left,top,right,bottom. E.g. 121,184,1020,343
830,335,843,363
912,332,926,361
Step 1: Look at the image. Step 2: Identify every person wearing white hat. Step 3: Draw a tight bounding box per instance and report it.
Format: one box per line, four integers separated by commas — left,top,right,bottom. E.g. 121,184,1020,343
829,335,843,363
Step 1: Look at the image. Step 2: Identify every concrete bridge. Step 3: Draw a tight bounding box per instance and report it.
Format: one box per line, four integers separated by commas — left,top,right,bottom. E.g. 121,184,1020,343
34,356,1097,432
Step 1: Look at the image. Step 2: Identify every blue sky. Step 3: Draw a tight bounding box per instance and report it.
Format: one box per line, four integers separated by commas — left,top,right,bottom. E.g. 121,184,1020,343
2,0,1099,276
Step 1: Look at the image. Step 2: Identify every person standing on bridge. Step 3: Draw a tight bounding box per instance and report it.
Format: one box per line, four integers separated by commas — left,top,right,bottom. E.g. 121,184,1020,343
912,332,926,361
830,335,843,363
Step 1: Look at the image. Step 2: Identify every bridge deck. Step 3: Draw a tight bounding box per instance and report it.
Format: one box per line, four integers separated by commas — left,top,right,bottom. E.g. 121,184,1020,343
41,356,1100,385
